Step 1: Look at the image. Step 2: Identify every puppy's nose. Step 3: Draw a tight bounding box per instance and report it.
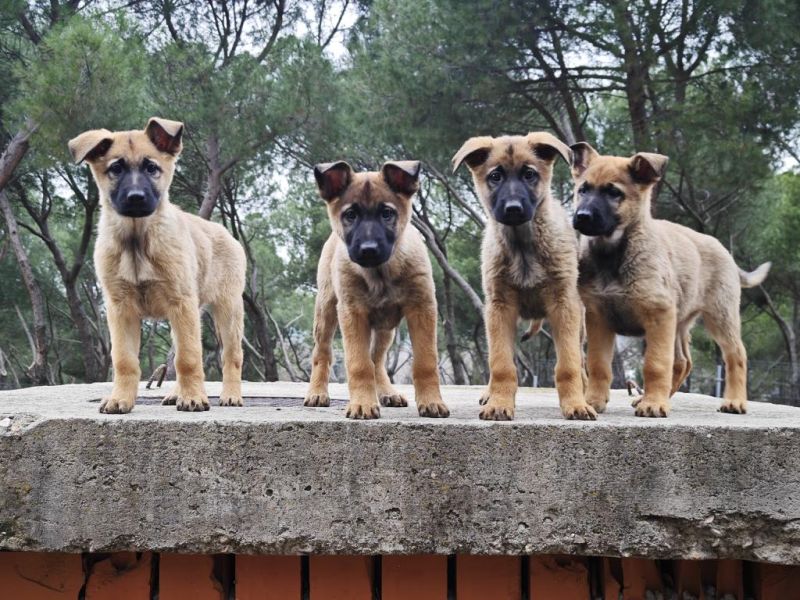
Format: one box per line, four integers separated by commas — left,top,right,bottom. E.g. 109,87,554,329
127,190,146,203
359,241,379,257
504,199,523,216
573,209,593,228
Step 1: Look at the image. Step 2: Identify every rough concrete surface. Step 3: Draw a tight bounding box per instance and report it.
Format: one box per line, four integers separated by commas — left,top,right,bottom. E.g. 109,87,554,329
1,381,799,563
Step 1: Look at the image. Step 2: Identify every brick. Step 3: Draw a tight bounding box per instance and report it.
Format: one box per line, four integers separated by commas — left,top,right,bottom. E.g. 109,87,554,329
603,557,623,600
457,555,521,600
621,557,662,599
715,559,743,599
309,555,373,600
85,552,152,599
235,555,301,600
749,562,800,600
0,551,83,599
382,555,446,600
530,555,590,600
673,560,704,600
159,553,223,600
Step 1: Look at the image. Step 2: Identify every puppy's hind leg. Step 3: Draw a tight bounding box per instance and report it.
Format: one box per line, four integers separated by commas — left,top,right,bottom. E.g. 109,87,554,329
703,308,748,414
372,328,407,407
213,296,244,407
304,287,338,408
671,324,693,396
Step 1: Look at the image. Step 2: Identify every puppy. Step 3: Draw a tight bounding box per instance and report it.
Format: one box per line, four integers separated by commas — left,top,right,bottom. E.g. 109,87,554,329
570,142,770,417
68,118,246,413
452,133,596,421
304,161,449,420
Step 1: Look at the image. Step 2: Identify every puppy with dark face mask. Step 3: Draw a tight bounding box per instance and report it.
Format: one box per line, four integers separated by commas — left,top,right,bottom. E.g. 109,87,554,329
452,132,596,421
68,118,246,414
571,142,770,417
305,161,449,420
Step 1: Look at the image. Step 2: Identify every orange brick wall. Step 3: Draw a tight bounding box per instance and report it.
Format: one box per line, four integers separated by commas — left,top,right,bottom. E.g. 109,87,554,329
0,551,798,599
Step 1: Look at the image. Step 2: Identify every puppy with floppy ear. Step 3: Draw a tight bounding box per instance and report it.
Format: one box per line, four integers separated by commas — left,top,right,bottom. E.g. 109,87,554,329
305,160,449,420
68,118,246,413
571,142,770,417
452,132,596,421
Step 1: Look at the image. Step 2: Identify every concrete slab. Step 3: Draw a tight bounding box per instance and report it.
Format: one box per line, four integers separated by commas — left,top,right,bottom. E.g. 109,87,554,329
1,382,799,562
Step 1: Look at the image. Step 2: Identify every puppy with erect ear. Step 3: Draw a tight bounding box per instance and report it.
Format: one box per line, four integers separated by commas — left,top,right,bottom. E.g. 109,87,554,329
304,160,449,420
451,132,596,421
570,142,771,417
68,118,246,414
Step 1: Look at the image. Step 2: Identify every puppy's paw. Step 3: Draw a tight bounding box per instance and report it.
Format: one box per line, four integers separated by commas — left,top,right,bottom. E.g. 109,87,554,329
479,393,515,421
165,389,210,412
585,391,609,413
345,402,380,420
379,392,408,407
99,396,135,414
304,392,330,407
561,400,597,421
633,395,670,418
219,394,243,407
719,399,747,414
478,389,490,406
479,404,514,421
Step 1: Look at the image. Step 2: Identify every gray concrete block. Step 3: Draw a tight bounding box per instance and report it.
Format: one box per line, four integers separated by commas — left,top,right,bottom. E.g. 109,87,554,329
1,382,799,563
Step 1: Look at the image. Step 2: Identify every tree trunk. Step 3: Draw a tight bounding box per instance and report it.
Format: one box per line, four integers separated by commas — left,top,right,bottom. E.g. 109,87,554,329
0,120,36,193
0,191,50,385
441,272,467,385
198,135,223,219
243,291,279,381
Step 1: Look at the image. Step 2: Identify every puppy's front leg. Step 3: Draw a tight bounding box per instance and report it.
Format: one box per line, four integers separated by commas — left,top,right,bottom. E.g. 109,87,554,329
339,305,380,419
164,299,209,412
635,307,677,418
101,302,142,414
405,303,449,418
584,308,616,413
546,291,596,420
481,291,519,420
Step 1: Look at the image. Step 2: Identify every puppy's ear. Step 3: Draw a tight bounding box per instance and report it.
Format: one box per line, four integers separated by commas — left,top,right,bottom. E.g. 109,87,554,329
629,152,669,184
527,132,572,165
314,161,353,201
68,129,113,164
451,136,494,173
570,142,599,178
145,117,184,155
382,160,421,196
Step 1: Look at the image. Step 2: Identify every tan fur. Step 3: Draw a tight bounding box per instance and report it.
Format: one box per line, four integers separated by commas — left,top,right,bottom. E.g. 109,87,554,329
571,143,770,417
305,163,449,419
452,132,596,421
68,118,246,413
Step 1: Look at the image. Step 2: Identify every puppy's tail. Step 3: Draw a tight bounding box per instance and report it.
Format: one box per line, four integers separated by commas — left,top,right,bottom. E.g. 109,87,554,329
739,261,771,288
521,319,544,342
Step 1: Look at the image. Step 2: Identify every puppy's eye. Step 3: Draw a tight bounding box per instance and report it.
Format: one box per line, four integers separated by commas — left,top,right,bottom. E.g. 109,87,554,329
488,169,503,183
342,207,358,223
522,167,538,181
578,183,590,194
144,161,160,175
380,206,396,221
608,186,624,198
108,162,123,176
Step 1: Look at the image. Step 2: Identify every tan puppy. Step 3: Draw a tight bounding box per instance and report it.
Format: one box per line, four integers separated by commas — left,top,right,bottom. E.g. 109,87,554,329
304,161,449,420
68,118,246,413
570,142,770,417
452,133,596,421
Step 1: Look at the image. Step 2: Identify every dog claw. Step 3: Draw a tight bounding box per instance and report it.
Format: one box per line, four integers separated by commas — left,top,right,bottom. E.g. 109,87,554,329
99,396,134,414
304,393,330,407
219,395,243,407
345,402,380,419
719,400,747,414
633,396,670,418
562,403,597,421
418,402,449,418
379,393,408,407
479,404,514,421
